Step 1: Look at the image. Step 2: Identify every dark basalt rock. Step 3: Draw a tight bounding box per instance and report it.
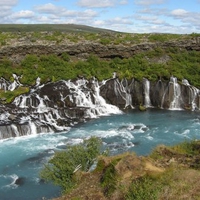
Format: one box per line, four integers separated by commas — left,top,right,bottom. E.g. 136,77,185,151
1,37,200,63
0,77,199,140
14,177,26,186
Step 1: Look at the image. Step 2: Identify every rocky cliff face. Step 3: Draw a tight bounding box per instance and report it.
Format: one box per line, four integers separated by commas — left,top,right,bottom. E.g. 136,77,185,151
0,34,200,139
0,36,200,63
0,76,199,140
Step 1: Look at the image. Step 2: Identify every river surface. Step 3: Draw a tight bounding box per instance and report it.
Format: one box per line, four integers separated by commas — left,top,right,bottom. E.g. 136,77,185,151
0,109,200,200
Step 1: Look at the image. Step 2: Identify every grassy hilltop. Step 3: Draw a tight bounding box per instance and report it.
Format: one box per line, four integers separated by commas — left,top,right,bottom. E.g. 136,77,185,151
0,24,116,33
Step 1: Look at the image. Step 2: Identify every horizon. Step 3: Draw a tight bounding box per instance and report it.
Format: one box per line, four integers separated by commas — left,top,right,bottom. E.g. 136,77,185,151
0,0,200,34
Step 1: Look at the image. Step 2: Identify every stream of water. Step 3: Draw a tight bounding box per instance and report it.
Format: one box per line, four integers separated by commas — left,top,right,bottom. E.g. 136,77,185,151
0,109,200,200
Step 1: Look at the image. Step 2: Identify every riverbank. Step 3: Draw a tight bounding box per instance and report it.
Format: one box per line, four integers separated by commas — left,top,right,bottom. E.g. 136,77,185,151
54,140,200,200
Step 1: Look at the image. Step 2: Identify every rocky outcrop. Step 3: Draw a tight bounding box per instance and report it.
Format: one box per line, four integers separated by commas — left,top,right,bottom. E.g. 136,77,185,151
101,77,200,110
0,37,200,63
0,76,199,140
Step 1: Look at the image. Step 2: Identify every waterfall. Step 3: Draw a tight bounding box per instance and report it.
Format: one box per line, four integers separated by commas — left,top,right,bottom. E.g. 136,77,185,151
189,86,199,111
27,121,36,135
1,75,200,140
168,77,182,110
64,78,122,118
11,124,20,137
0,77,10,91
143,78,152,107
113,78,134,109
8,74,22,91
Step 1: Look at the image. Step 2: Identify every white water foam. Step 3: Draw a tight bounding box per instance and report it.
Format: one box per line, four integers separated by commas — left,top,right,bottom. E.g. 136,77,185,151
143,78,152,108
169,77,182,110
1,174,19,189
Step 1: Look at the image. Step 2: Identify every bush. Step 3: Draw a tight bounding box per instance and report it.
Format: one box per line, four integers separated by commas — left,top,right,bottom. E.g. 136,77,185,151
40,137,102,193
126,175,160,200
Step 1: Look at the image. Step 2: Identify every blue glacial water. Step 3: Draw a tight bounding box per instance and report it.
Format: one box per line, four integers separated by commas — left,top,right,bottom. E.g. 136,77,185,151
0,109,200,200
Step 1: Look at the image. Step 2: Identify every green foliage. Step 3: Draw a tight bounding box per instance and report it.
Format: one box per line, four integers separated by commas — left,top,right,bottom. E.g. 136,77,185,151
100,158,121,197
0,58,14,80
0,46,200,88
0,31,199,88
100,38,111,45
126,175,160,200
0,87,29,103
40,137,102,193
148,34,182,42
0,32,14,46
172,140,200,156
61,52,70,62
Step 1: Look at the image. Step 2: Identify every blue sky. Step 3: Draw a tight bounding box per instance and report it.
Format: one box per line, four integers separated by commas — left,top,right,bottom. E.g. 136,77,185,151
0,0,200,33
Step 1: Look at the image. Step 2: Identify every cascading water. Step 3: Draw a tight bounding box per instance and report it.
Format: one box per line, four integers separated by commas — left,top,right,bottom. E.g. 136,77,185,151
8,74,22,91
0,74,200,199
182,79,199,111
161,76,183,110
143,78,152,107
189,86,199,111
113,78,134,109
0,77,123,139
169,76,182,110
0,75,200,140
63,78,122,118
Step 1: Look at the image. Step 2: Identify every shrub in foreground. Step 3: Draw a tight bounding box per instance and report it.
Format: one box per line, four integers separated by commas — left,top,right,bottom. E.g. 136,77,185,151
40,137,102,193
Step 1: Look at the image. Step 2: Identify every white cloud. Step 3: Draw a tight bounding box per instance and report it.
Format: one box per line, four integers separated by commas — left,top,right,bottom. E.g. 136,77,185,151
171,9,188,16
0,0,18,23
34,3,98,19
10,10,35,19
34,3,66,14
0,0,18,6
134,0,167,6
107,17,133,25
77,0,126,8
0,7,12,17
135,15,165,25
29,3,98,25
169,9,200,31
89,16,134,32
82,9,98,17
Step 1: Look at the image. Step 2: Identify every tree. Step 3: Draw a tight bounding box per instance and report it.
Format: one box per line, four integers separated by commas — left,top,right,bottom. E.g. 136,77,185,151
40,137,102,192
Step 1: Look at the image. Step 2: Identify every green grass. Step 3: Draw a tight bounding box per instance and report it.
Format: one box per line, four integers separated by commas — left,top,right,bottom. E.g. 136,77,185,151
126,175,161,200
0,87,29,103
0,24,116,33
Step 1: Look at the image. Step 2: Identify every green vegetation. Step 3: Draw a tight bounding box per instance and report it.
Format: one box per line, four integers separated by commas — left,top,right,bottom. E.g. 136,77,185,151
171,139,200,156
0,29,200,103
40,137,102,193
126,175,160,200
41,139,200,199
100,158,121,197
0,86,29,103
0,47,200,87
0,24,116,33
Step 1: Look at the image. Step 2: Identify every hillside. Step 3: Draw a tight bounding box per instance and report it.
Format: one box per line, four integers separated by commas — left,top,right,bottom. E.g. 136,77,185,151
0,24,116,33
53,140,200,200
0,26,200,87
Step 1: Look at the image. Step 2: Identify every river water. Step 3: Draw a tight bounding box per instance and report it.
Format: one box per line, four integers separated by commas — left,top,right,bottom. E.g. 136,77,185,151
0,109,200,200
